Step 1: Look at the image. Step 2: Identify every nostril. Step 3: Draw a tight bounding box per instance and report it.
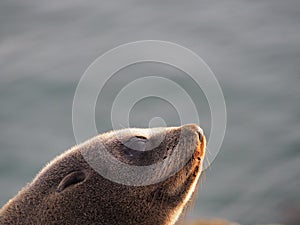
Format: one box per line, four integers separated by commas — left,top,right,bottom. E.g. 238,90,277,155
197,130,203,142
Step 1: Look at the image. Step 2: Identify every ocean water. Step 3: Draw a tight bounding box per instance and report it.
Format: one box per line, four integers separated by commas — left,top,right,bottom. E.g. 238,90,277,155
0,1,300,225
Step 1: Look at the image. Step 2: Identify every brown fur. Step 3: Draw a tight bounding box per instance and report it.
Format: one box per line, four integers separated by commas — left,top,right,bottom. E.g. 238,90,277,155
0,124,206,225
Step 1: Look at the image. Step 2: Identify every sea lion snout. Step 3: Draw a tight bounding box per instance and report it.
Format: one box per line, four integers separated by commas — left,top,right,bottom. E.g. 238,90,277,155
177,123,206,165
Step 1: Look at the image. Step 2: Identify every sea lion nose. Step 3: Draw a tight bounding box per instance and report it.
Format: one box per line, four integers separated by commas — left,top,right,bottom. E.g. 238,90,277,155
181,124,204,142
196,129,203,142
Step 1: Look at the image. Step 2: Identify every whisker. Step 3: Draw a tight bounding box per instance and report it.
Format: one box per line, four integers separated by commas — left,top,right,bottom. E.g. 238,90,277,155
160,191,166,210
202,170,206,182
146,188,159,213
203,154,212,172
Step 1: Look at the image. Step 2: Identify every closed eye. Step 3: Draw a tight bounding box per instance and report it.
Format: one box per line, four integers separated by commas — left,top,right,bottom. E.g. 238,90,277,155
124,137,147,151
121,136,148,158
134,135,147,140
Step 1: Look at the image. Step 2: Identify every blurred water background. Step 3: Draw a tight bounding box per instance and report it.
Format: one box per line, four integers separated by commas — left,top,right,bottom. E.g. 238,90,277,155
0,1,300,225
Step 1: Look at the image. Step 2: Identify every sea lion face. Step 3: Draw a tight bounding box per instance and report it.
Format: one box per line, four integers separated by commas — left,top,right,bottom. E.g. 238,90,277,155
0,124,206,225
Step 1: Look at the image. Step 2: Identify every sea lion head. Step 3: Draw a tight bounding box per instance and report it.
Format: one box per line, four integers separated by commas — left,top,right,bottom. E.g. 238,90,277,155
0,124,206,225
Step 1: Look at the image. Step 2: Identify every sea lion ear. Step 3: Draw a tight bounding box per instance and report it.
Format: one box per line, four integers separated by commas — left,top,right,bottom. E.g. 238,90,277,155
56,170,86,193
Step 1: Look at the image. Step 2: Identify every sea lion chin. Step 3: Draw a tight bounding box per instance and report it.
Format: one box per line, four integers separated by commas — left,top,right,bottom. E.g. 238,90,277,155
0,124,206,225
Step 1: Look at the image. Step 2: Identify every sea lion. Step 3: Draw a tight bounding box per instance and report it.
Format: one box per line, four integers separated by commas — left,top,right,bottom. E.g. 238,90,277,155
0,124,206,225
